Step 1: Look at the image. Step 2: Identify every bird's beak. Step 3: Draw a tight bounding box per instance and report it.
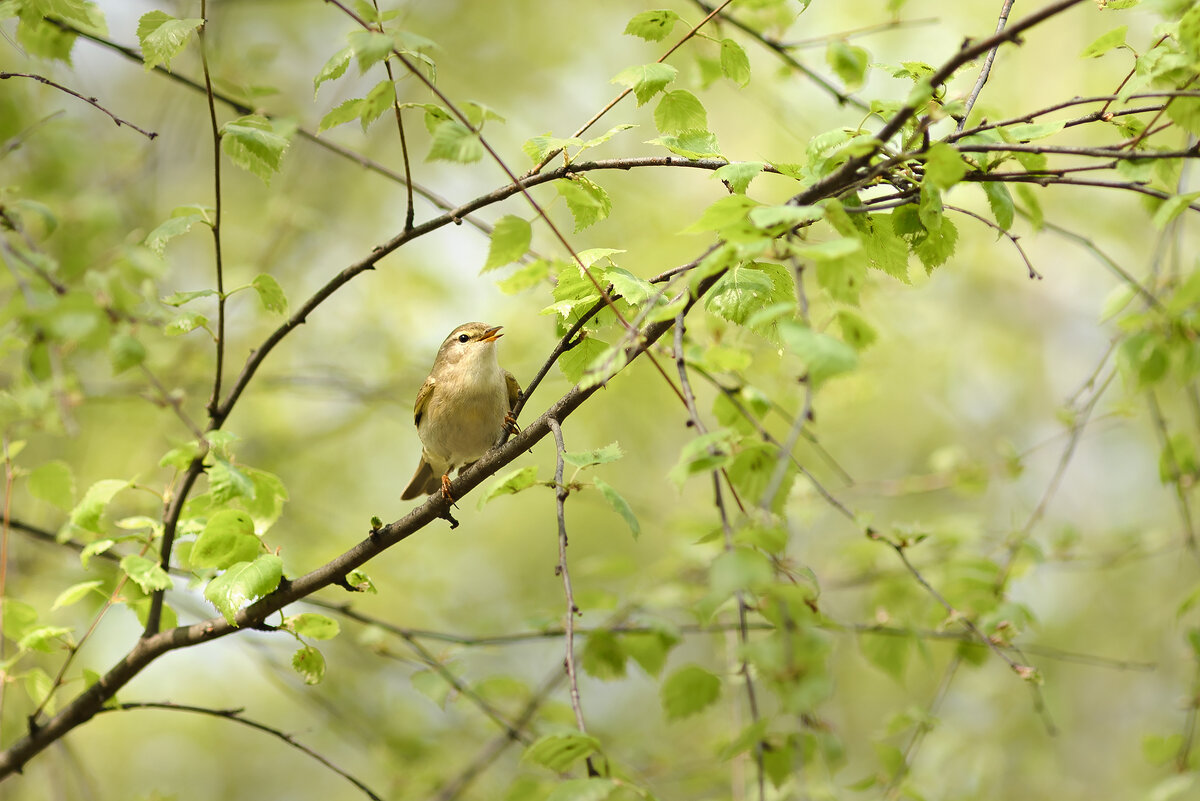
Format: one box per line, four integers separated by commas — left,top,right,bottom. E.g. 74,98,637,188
481,325,503,342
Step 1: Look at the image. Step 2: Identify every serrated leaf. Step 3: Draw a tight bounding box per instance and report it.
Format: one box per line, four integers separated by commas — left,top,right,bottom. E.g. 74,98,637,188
778,321,857,386
70,479,129,533
669,429,738,487
285,613,340,640
204,554,284,625
611,62,678,106
221,115,291,184
705,264,791,325
748,204,824,231
357,79,397,131
209,457,255,504
482,215,532,272
981,182,1014,231
51,580,104,611
661,664,721,720
162,289,218,307
30,460,74,511
80,539,114,569
251,274,288,314
924,143,968,190
190,509,258,570
427,120,483,163
558,177,612,232
654,90,707,134
120,554,173,593
713,161,766,194
348,29,394,72
560,338,609,384
603,267,656,304
484,466,540,502
240,467,289,533
647,129,722,160
523,732,602,773
1002,121,1064,142
313,45,353,96
1081,25,1127,58
136,11,201,72
594,477,639,539
318,98,364,133
720,38,751,86
144,213,205,256
624,9,680,41
563,442,623,468
292,644,326,685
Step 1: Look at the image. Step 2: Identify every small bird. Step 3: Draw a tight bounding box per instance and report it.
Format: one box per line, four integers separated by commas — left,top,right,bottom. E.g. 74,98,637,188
401,322,521,502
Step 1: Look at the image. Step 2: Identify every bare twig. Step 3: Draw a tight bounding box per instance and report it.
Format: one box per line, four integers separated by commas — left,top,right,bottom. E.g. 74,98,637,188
97,701,383,800
0,72,157,140
944,203,1042,279
884,655,960,799
955,0,1016,132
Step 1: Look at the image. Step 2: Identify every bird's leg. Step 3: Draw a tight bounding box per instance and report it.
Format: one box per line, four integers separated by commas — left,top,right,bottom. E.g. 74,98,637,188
503,412,520,435
440,473,455,504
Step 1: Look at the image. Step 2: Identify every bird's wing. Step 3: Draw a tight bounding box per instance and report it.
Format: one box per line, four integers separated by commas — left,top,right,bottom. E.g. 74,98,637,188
504,370,522,411
413,375,436,426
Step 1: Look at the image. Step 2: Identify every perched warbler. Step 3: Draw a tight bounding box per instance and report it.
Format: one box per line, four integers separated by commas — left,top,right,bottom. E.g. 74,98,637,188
401,322,521,502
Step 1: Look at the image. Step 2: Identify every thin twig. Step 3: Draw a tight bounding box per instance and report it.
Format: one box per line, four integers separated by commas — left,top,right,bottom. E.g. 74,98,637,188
884,655,960,799
97,702,383,800
1147,391,1200,562
944,203,1042,279
955,0,1016,132
0,72,157,140
373,0,416,233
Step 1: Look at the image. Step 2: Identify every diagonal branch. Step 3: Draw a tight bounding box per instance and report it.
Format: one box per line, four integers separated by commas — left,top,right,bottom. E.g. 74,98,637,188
0,71,157,140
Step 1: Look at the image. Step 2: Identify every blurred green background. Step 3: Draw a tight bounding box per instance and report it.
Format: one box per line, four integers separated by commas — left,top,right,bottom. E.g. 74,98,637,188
2,0,1198,799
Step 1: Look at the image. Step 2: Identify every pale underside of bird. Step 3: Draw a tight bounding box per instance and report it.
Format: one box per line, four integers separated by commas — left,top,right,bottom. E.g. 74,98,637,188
401,322,521,501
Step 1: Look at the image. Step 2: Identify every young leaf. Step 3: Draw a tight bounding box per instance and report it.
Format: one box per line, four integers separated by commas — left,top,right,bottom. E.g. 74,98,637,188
109,333,146,374
190,509,259,570
30,460,75,511
136,11,202,72
318,98,364,133
661,664,721,720
624,9,680,41
777,321,858,387
120,554,173,593
427,120,483,163
483,466,540,502
292,645,326,685
557,177,612,231
581,629,627,679
563,442,623,468
284,613,340,640
980,182,1015,231
51,580,104,611
713,161,766,194
209,457,255,504
603,267,656,305
611,63,678,106
204,554,284,625
826,40,869,89
70,479,129,533
251,274,288,314
924,143,968,190
1081,25,1127,58
523,732,602,773
221,116,291,184
720,38,751,86
482,215,532,272
647,130,722,160
669,429,738,487
144,211,207,256
654,90,707,134
348,29,394,72
545,778,619,801
559,338,609,384
594,477,640,539
836,309,878,350
313,45,353,96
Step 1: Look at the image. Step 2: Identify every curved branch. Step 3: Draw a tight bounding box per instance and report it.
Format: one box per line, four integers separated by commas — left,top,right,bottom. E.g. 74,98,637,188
0,72,157,140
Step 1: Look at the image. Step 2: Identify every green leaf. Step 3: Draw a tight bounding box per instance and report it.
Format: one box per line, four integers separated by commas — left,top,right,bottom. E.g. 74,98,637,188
622,628,677,676
582,629,627,679
318,98,364,133
221,115,291,184
654,90,707,134
30,460,74,511
109,333,146,374
348,29,394,72
251,274,288,314
136,11,201,72
427,120,483,163
357,79,397,131
190,509,259,570
204,554,284,625
144,212,206,256
560,338,609,384
748,204,824,231
611,62,678,105
162,289,217,307
545,778,619,801
523,732,602,773
313,45,353,96
710,546,774,598
120,554,173,593
70,479,128,533
836,309,877,350
1152,192,1200,229
593,478,639,539
603,267,656,304
624,9,680,41
498,257,553,294
647,130,722,160
484,466,540,502
713,161,766,194
919,182,943,231
1002,121,1065,142
924,143,968,190
668,429,738,487
981,182,1014,231
720,38,751,86
826,40,869,89
558,177,612,232
292,644,326,685
912,216,958,273
79,539,114,569
51,580,104,611
284,613,340,640
661,664,721,720
1081,25,1127,58
706,264,792,325
1180,2,1200,61
777,321,858,387
20,626,73,654
563,442,624,468
482,215,532,272
209,457,255,504
859,630,912,681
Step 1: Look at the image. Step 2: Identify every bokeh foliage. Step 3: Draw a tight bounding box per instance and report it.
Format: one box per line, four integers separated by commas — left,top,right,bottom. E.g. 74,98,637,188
3,0,1200,799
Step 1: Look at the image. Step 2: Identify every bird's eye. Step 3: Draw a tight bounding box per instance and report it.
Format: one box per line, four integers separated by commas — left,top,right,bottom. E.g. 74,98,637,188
458,333,470,343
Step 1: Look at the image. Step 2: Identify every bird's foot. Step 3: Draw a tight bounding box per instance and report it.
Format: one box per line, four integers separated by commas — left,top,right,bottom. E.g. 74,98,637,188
504,412,521,435
440,474,456,505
